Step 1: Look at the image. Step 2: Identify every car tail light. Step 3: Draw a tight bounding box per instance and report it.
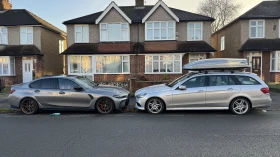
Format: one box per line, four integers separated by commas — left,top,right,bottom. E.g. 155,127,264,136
10,89,15,94
261,88,269,94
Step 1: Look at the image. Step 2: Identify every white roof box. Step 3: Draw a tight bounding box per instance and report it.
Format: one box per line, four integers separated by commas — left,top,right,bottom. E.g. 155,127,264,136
183,58,249,71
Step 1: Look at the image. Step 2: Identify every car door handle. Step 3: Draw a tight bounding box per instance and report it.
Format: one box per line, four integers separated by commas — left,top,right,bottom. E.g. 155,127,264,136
227,88,233,91
59,91,65,94
198,90,204,93
34,90,40,93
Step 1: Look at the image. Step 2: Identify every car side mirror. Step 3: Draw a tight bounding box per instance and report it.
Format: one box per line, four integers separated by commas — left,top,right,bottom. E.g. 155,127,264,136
74,86,83,91
178,85,187,90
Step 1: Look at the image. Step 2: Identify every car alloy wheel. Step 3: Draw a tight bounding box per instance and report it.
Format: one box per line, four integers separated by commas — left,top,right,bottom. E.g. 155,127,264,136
230,98,250,115
96,98,114,114
146,98,164,114
20,98,39,115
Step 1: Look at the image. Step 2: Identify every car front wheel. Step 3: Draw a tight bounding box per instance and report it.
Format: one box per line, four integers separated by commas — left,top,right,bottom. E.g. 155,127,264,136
146,98,165,114
96,98,115,114
230,98,250,115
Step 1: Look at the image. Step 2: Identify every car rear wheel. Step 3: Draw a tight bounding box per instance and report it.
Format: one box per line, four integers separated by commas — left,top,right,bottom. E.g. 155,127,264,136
20,98,39,115
230,98,250,115
96,98,115,114
146,98,165,114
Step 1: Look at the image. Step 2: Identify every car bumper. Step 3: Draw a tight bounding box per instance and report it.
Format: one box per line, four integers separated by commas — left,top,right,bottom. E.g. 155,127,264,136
118,95,130,110
252,98,272,109
135,97,146,111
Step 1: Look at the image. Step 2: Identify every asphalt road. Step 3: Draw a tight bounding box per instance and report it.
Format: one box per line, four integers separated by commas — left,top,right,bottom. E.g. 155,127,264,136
1,110,280,157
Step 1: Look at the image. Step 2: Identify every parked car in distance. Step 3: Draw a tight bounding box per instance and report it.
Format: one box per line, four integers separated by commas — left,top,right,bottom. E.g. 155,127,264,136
135,59,272,115
8,76,130,115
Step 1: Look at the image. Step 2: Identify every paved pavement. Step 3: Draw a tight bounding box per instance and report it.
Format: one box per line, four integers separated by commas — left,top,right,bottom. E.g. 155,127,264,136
0,111,280,157
1,92,280,110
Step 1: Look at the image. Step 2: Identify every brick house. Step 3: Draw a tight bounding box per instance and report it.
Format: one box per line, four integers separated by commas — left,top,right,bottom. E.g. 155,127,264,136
0,0,66,86
62,0,215,84
211,1,280,83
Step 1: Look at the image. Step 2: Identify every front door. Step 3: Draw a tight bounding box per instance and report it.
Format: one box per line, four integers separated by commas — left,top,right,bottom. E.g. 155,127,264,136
252,57,261,77
58,78,92,107
172,76,206,108
22,60,33,83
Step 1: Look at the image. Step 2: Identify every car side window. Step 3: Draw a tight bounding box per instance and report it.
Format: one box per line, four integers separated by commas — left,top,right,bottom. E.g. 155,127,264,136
40,79,58,89
208,75,236,86
30,81,40,88
182,76,206,88
234,76,261,85
59,79,79,90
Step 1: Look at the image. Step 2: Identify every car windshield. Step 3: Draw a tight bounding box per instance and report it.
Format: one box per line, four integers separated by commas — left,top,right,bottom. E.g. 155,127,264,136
166,72,197,87
75,76,98,89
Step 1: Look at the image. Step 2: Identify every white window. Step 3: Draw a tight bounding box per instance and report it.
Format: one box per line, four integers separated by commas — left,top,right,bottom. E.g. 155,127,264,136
188,22,203,41
100,23,129,42
221,36,225,51
75,25,89,43
145,54,181,73
0,57,15,76
271,51,280,72
189,54,206,63
250,20,265,38
69,56,93,74
68,55,130,75
96,56,129,73
0,27,8,44
146,21,175,41
59,40,64,53
20,27,33,44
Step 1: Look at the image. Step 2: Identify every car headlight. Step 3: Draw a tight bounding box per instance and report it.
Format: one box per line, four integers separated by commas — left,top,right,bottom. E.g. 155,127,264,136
136,93,147,98
113,95,127,99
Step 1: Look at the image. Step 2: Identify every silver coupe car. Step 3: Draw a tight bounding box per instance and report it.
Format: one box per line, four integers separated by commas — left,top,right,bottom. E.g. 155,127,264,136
8,76,130,115
135,72,272,115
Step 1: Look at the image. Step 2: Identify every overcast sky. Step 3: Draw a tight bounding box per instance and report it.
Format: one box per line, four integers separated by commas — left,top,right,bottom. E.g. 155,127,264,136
11,0,266,31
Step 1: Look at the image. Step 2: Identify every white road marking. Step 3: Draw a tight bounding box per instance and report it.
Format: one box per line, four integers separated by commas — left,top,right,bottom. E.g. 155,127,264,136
262,110,267,113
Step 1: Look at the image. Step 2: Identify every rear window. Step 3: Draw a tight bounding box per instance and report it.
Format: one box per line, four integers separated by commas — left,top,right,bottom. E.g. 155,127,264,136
234,76,261,85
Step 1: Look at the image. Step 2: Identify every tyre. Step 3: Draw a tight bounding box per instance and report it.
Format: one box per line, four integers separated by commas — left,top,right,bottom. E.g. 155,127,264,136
230,98,250,115
96,98,115,114
20,98,39,115
146,98,165,114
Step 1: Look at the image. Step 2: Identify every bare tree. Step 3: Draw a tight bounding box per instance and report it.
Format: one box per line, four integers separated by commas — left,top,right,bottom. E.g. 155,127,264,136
198,0,242,32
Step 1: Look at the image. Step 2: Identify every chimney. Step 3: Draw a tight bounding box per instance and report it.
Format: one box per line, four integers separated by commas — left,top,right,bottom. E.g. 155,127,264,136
0,0,12,11
135,0,144,7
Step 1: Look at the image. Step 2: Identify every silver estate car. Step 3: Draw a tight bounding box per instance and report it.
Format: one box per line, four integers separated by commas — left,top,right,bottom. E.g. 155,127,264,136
135,72,272,115
9,76,130,115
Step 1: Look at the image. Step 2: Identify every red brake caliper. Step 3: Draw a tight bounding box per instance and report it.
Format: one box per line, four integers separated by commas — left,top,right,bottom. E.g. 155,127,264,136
99,102,104,111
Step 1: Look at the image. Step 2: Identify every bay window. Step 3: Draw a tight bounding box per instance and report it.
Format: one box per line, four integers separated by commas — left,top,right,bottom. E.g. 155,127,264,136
68,55,130,75
100,23,129,42
146,21,175,40
188,22,202,41
96,56,129,73
20,27,33,44
271,51,280,72
0,27,8,44
0,57,15,76
145,54,181,73
75,25,89,43
250,20,265,38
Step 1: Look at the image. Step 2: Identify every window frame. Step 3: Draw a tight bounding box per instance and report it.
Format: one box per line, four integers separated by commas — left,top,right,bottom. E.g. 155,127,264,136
99,23,130,42
145,21,176,41
29,78,59,89
270,51,280,72
67,55,130,75
249,20,265,39
20,26,33,45
221,36,225,51
58,78,79,90
0,26,8,45
180,76,206,89
74,25,89,43
95,55,130,74
144,54,182,74
187,22,203,41
0,56,15,76
233,75,261,85
207,75,238,87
